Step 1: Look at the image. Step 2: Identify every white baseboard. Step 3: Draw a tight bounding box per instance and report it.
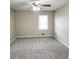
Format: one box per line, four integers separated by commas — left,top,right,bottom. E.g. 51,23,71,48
16,35,54,39
10,37,16,43
54,35,69,48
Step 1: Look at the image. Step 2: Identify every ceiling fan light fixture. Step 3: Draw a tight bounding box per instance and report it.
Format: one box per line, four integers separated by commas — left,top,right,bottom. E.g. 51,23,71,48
33,6,40,11
37,7,40,11
33,6,37,11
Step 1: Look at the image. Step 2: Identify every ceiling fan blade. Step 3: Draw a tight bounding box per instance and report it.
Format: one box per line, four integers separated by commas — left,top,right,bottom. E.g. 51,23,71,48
41,4,51,7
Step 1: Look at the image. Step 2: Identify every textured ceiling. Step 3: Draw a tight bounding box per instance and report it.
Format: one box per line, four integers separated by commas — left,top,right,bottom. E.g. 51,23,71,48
10,0,69,11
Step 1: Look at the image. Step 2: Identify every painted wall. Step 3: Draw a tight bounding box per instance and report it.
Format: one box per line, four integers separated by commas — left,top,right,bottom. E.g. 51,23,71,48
15,11,54,36
54,3,69,47
10,9,16,40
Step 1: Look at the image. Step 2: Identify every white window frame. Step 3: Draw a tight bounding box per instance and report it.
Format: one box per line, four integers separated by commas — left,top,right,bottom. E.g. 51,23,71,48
39,15,48,30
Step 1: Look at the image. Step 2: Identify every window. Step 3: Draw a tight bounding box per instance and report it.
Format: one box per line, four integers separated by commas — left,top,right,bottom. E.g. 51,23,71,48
39,15,48,30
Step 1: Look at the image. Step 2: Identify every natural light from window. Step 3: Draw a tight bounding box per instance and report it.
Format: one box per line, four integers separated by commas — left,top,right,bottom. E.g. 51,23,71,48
39,15,48,30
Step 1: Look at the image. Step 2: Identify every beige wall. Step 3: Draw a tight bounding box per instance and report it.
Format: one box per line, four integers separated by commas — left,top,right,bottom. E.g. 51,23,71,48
54,3,69,47
15,11,54,36
10,9,16,40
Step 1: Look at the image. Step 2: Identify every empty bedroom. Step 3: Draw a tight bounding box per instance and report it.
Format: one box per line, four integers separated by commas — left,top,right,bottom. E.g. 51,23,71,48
10,0,69,59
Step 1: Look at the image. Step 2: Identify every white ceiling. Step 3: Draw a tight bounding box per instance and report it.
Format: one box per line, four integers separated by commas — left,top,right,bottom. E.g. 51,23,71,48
10,0,69,11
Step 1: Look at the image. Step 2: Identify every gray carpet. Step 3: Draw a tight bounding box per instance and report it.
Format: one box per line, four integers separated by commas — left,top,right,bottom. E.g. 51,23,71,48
10,37,69,59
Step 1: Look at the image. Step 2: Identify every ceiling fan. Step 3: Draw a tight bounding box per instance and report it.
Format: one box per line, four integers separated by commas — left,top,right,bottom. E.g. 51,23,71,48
18,0,51,11
32,0,51,11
